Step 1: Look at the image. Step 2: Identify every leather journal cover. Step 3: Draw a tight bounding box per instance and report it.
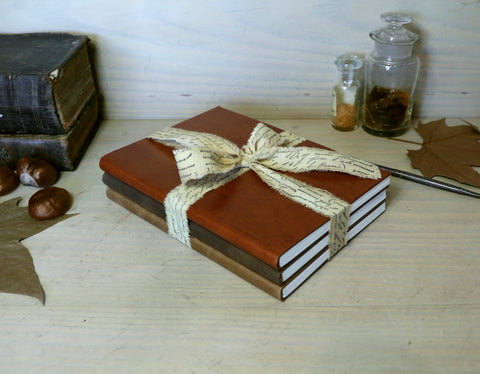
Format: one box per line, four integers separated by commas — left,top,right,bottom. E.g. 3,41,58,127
99,107,390,299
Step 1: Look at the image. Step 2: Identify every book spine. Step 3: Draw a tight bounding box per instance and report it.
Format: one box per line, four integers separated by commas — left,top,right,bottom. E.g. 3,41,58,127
0,74,63,134
51,44,97,129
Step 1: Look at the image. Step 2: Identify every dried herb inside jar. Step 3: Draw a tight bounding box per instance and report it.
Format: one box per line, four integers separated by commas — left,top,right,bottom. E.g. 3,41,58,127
364,86,409,129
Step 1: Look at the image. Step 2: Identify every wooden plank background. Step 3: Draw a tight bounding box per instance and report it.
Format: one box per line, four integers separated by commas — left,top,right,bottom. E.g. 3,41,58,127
2,0,479,120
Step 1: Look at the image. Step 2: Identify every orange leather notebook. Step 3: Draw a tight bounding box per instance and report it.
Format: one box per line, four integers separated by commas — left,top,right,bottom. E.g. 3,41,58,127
99,107,390,282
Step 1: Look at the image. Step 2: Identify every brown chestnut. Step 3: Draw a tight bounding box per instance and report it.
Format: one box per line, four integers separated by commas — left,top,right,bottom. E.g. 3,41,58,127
0,166,20,196
16,156,58,187
28,186,73,220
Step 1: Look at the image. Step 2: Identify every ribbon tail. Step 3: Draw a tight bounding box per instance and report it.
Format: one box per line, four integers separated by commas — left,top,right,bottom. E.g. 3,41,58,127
328,207,350,258
164,168,248,247
164,184,193,246
250,163,350,258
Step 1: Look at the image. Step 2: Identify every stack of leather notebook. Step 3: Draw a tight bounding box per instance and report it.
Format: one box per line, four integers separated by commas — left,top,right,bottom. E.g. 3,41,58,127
0,32,101,170
99,107,390,300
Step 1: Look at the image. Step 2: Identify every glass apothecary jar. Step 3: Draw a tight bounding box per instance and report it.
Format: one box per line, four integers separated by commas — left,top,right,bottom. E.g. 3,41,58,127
362,12,420,137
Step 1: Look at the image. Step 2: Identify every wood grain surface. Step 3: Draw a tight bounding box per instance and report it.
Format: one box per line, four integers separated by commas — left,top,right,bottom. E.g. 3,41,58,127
1,116,479,373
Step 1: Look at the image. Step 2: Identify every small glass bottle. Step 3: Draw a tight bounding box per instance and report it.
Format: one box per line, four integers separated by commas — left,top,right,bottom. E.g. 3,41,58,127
331,54,363,131
362,12,421,137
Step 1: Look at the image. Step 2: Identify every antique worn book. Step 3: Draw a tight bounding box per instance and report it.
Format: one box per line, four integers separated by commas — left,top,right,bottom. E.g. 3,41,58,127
99,107,390,299
0,93,100,170
0,33,97,134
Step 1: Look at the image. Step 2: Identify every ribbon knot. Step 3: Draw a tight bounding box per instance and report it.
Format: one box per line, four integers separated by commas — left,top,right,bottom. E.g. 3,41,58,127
238,146,254,168
238,143,271,168
149,123,381,258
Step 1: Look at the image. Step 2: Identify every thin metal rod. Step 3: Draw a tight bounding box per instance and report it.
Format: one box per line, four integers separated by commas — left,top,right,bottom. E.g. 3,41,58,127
375,164,480,199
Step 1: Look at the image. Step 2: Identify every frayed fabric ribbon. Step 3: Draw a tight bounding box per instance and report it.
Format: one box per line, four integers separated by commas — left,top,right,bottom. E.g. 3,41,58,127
149,123,381,258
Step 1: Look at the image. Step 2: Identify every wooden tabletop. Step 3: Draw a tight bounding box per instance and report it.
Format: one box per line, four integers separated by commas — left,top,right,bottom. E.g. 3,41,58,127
2,117,479,373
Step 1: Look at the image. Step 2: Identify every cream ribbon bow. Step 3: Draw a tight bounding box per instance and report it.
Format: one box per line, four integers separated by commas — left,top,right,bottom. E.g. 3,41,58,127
149,123,381,258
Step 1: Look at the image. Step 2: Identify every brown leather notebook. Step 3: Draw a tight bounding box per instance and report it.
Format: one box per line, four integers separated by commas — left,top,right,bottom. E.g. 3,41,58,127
99,107,390,271
102,172,387,286
105,187,385,300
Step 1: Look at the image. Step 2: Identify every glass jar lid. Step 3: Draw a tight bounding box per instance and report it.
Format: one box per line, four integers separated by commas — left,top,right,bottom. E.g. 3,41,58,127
370,12,419,45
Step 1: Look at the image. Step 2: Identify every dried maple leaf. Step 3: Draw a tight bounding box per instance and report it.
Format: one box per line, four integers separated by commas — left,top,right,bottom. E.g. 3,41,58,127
0,197,76,304
407,118,480,188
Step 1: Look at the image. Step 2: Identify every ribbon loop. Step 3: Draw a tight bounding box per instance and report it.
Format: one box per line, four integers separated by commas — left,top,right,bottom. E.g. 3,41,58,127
149,123,381,257
173,147,240,184
260,146,382,178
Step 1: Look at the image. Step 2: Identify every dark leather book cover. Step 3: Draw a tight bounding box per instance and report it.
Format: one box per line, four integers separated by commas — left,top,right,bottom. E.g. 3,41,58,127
0,33,97,134
0,93,101,170
99,107,390,269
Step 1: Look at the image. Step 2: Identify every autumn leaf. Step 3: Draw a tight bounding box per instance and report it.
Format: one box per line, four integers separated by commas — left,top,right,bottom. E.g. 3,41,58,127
407,118,480,188
0,197,76,304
